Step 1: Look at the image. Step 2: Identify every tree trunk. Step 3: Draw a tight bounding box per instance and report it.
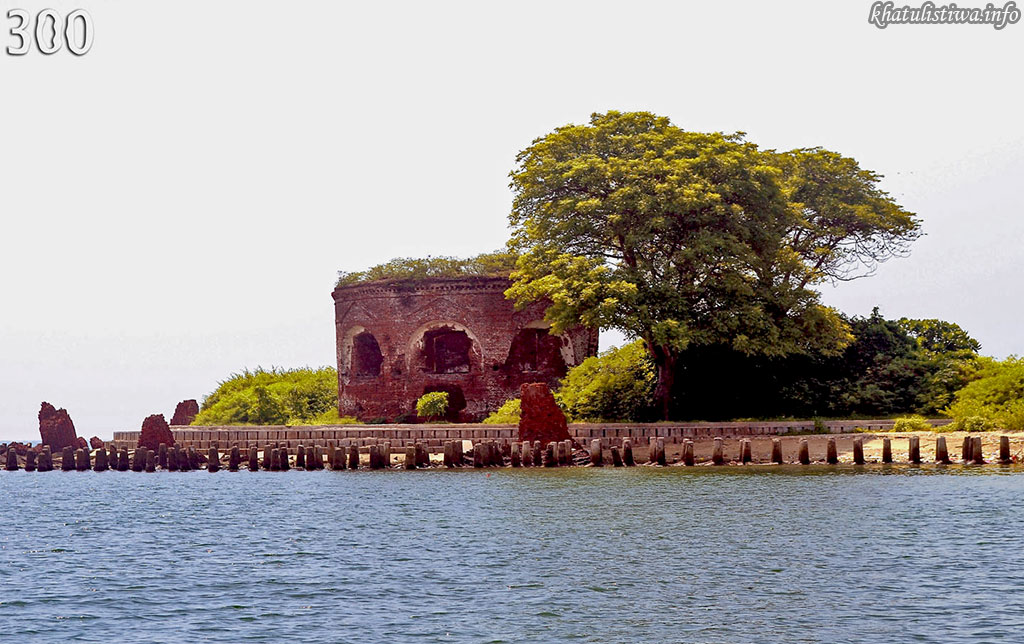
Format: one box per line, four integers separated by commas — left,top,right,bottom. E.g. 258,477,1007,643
649,343,677,421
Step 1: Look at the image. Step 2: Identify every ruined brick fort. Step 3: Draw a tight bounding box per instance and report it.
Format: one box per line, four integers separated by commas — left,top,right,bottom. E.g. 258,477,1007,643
332,276,599,422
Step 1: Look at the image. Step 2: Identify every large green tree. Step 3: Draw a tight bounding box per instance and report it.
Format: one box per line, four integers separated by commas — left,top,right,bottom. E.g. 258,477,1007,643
506,111,920,418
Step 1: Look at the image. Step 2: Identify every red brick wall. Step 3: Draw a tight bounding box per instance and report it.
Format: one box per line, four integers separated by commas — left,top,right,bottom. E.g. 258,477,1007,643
332,276,599,422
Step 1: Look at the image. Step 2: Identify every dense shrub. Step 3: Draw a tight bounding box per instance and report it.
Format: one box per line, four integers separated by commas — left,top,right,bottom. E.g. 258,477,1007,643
337,251,517,287
194,367,339,425
415,391,449,421
483,398,521,424
944,357,1024,431
557,340,657,422
892,415,933,432
671,309,982,420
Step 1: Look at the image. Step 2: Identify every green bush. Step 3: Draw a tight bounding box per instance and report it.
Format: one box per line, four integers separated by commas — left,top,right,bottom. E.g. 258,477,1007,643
337,251,517,287
557,340,656,422
944,357,1024,431
483,399,521,424
194,367,338,426
416,391,449,420
892,415,933,432
950,415,993,432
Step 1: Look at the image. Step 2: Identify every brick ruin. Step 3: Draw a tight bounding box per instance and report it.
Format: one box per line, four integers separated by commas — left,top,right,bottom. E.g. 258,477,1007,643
332,276,599,422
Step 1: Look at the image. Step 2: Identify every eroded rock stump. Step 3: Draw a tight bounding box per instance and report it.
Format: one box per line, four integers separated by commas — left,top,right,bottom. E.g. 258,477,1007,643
138,414,175,452
518,383,570,446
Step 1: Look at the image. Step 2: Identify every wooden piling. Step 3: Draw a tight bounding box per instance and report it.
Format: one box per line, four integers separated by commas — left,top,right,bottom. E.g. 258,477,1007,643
648,437,657,464
826,437,838,464
544,442,556,467
131,448,144,472
279,446,290,471
248,446,259,471
623,439,635,466
454,440,464,466
404,445,416,470
798,439,810,465
882,438,892,464
369,445,380,470
296,445,306,469
383,442,392,467
62,446,74,471
270,448,280,471
908,436,921,464
229,446,240,471
1000,435,1011,464
973,436,984,464
712,438,724,465
611,446,623,467
25,450,37,472
472,443,483,468
158,443,168,469
332,446,345,470
6,448,19,471
188,447,200,470
935,436,950,464
741,436,757,462
656,438,666,466
532,441,542,468
590,440,603,466
520,441,532,467
682,440,694,466
348,445,359,470
76,447,90,471
961,436,973,463
76,448,90,471
40,447,53,472
146,450,156,473
510,442,521,467
208,447,219,472
771,438,783,464
117,448,129,472
416,442,429,468
853,438,865,465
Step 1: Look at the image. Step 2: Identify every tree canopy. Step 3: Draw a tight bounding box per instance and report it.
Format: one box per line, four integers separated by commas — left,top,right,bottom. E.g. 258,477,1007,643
506,111,921,418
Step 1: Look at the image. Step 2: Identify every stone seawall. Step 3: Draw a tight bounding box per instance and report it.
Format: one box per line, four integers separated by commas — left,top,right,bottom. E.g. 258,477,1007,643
110,419,952,451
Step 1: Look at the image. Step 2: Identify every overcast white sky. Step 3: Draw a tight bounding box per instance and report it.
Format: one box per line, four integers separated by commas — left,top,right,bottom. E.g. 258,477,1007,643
0,0,1021,441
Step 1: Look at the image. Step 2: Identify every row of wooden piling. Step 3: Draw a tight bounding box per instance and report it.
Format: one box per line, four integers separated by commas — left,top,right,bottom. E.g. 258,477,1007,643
3,435,1016,471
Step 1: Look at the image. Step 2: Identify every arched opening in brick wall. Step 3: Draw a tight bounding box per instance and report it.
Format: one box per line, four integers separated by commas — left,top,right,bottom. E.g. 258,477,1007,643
504,328,568,376
422,384,466,422
351,331,383,377
421,326,472,374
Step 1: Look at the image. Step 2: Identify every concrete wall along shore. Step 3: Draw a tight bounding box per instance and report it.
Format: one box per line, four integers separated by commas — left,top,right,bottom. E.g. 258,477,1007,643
110,418,953,451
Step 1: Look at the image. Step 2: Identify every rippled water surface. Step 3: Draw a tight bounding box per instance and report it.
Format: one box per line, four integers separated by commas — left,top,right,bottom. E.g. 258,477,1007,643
2,466,1023,643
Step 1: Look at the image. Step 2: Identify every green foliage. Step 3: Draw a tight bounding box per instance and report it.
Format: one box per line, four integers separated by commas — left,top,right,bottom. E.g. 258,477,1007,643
945,357,1024,431
950,415,994,432
556,340,657,422
337,251,517,287
287,409,359,426
673,308,982,420
892,415,933,432
194,367,339,426
415,391,450,420
507,111,920,418
483,398,521,424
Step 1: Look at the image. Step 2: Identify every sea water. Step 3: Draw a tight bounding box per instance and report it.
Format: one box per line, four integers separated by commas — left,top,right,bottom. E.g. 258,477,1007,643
1,466,1022,643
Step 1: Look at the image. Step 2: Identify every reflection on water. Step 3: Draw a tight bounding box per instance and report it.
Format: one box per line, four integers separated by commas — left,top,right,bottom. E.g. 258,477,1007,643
1,467,1022,643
